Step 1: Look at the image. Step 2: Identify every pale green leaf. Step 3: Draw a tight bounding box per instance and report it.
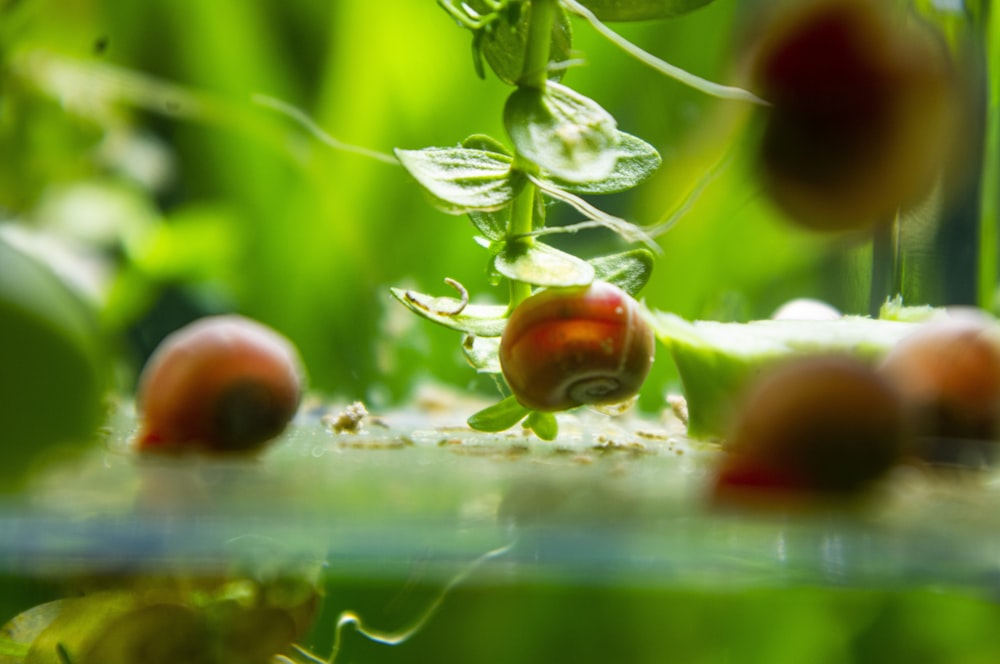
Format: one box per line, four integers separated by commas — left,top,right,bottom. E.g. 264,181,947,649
535,131,661,195
390,288,508,337
395,147,517,214
494,241,595,288
590,249,655,296
504,82,618,183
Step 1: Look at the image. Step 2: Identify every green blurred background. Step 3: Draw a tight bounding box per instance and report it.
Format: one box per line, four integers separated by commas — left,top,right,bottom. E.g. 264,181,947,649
2,3,1000,660
0,0,988,408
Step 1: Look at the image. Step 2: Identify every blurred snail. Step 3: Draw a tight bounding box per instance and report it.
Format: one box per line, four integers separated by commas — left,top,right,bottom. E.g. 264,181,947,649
879,314,1000,466
136,315,304,454
713,355,906,503
746,0,957,231
499,281,654,412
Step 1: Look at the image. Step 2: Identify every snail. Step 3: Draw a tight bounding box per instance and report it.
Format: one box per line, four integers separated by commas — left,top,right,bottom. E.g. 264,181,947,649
879,314,1000,466
499,281,655,412
746,0,957,231
714,355,906,503
135,315,304,454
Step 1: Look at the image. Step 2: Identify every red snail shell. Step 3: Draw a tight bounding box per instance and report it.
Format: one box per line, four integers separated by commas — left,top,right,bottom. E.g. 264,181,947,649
747,0,957,231
499,281,655,412
719,355,905,497
136,315,304,454
879,314,1000,456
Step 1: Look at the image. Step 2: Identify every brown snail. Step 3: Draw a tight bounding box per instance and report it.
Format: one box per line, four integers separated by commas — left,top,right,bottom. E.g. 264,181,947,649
135,315,304,454
746,0,956,231
499,281,655,412
714,355,906,502
879,314,1000,465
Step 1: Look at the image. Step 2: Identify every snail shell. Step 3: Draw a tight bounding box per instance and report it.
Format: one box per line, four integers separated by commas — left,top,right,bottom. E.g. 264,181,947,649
499,281,655,412
724,355,905,495
136,315,304,454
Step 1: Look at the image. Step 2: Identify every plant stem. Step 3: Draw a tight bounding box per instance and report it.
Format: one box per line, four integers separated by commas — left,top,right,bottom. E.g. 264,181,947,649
520,0,557,88
508,183,537,308
507,0,557,310
978,2,1000,310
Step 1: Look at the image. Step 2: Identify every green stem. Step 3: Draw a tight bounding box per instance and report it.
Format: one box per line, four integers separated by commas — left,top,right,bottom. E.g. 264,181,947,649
978,2,1000,310
506,0,556,309
520,0,557,88
508,183,537,308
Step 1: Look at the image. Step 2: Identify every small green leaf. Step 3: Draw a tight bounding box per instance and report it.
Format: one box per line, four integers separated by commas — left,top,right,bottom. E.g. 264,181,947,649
504,82,618,183
390,288,508,337
590,249,655,296
480,3,573,85
575,0,715,21
395,147,518,213
468,209,508,242
526,410,559,440
462,134,512,156
468,395,531,432
535,131,661,194
462,335,502,374
494,241,595,288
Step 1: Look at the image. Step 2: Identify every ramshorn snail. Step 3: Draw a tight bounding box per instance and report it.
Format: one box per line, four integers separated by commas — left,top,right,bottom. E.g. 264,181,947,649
715,355,906,500
136,315,304,454
499,281,655,412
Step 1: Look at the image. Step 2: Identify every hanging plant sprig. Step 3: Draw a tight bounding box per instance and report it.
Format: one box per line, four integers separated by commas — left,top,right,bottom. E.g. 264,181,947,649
395,0,754,439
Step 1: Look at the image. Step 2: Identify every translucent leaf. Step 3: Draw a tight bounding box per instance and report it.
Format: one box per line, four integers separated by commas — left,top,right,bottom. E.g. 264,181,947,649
504,82,618,183
468,395,531,432
0,601,63,660
463,335,503,374
462,133,512,156
390,288,508,337
468,209,508,242
494,241,595,288
649,312,922,439
590,249,655,296
575,0,715,21
535,131,661,195
395,147,517,214
526,410,559,441
480,3,573,85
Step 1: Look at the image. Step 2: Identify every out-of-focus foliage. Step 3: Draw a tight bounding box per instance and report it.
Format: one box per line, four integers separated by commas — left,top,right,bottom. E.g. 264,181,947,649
0,0,984,409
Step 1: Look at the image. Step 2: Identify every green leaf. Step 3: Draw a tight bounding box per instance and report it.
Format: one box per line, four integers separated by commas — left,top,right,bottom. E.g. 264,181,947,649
575,0,715,21
480,2,573,85
535,131,661,194
526,410,559,441
468,209,509,242
590,249,655,296
462,133,512,156
494,241,595,288
504,82,618,183
468,395,531,432
395,147,518,214
462,335,502,374
649,312,923,440
390,288,508,337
